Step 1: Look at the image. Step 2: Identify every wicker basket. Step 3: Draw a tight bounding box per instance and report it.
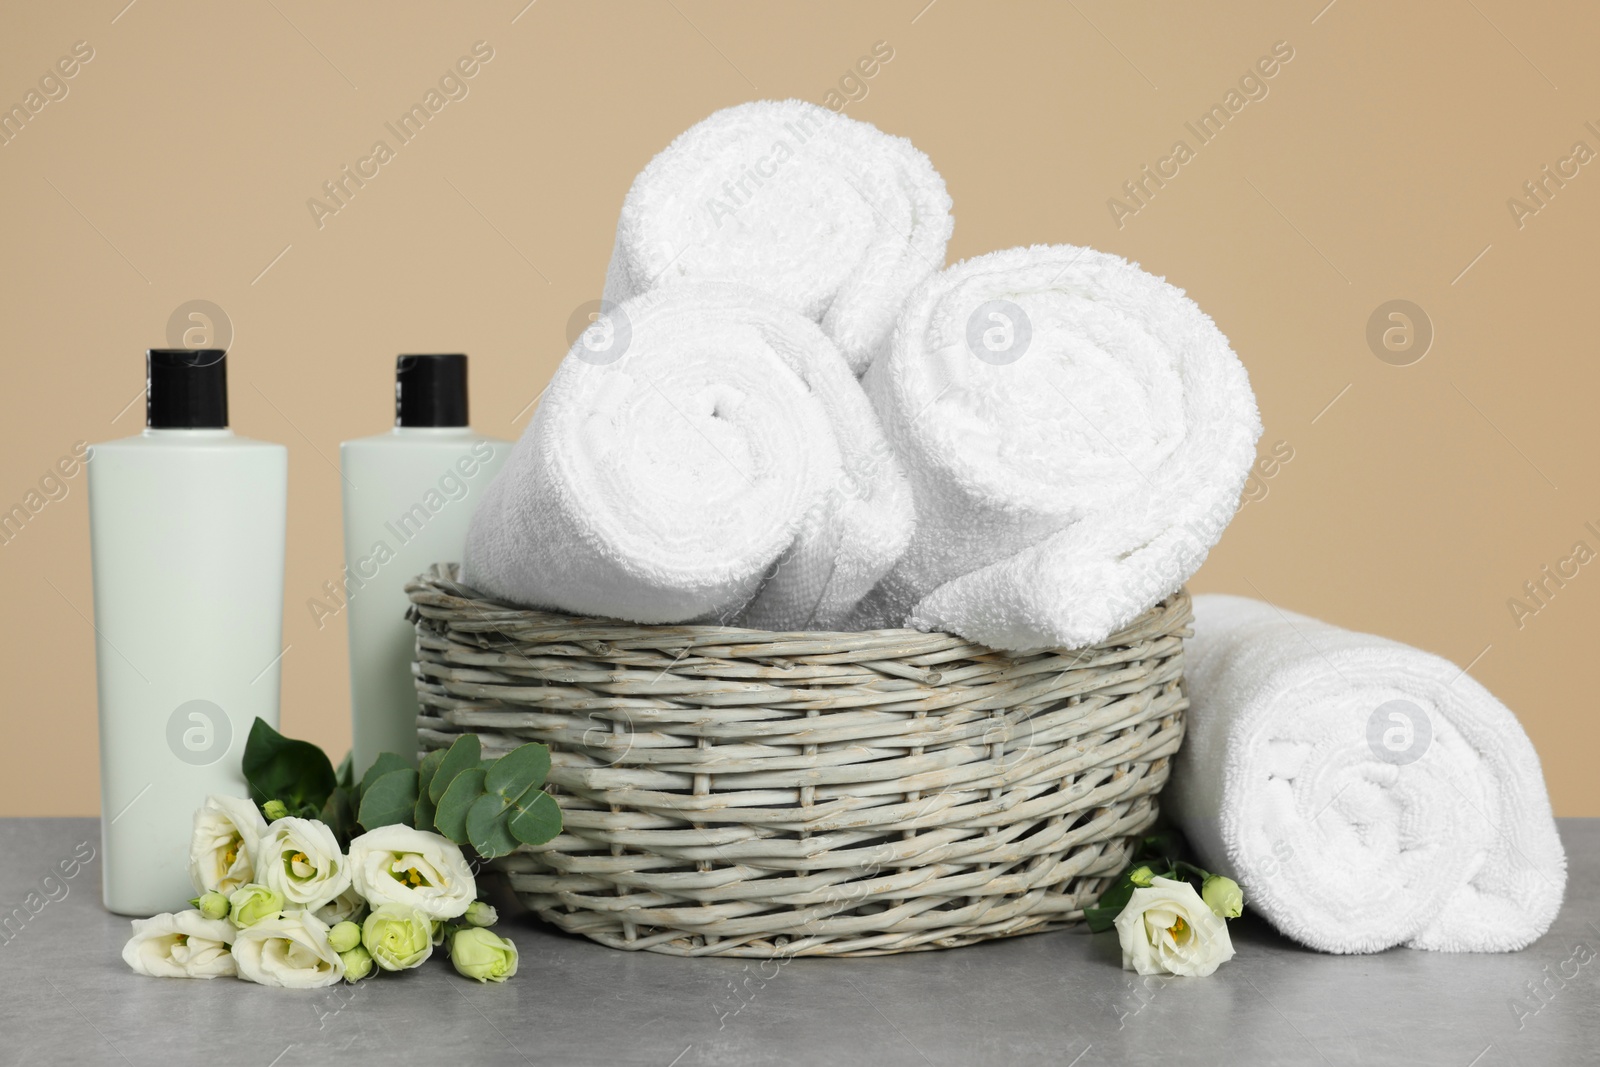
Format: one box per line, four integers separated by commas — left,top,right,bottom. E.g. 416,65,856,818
407,565,1190,957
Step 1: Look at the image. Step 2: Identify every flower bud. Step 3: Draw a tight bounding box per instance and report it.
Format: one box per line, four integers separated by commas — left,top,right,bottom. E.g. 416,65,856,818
1128,865,1155,888
450,927,518,983
328,920,362,953
190,891,231,921
1201,875,1244,919
228,883,285,928
363,905,434,971
464,901,499,928
341,945,375,982
262,799,289,821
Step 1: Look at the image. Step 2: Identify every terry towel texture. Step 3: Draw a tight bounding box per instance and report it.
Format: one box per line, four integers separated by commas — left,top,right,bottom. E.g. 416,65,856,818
603,99,954,376
850,244,1261,651
462,282,913,631
1164,594,1567,953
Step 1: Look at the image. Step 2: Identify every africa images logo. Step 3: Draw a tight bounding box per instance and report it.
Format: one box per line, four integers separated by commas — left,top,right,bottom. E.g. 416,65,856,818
166,699,233,767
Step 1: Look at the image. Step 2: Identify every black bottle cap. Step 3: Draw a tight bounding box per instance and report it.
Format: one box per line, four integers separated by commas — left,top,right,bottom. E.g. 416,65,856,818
395,354,468,427
147,349,228,429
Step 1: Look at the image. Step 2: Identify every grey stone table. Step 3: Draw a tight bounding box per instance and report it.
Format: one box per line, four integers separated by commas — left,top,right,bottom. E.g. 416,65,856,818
1,818,1595,1066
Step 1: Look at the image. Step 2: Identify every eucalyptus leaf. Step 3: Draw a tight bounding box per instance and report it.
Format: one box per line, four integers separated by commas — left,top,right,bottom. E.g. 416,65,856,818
414,789,438,834
335,750,355,791
466,793,520,858
241,717,337,813
486,743,551,799
507,790,562,847
418,747,446,785
415,749,446,831
434,767,487,842
429,734,482,804
357,768,420,830
320,785,357,846
359,752,412,801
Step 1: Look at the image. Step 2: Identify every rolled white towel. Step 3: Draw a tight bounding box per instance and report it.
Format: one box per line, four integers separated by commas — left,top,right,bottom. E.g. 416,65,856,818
462,282,912,630
853,244,1261,650
603,99,953,376
1165,594,1567,953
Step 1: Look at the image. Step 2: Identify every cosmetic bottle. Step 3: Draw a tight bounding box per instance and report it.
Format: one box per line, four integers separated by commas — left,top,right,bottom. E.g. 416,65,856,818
340,355,509,779
89,349,288,916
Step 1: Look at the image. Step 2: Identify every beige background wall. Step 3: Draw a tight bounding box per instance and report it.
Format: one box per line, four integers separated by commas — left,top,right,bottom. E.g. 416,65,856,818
3,1,1596,816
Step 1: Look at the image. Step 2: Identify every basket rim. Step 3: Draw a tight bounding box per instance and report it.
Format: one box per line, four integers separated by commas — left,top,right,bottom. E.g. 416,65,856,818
407,563,1191,653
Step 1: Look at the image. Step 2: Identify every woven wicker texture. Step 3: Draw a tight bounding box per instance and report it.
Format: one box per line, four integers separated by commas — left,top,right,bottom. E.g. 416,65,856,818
408,565,1191,957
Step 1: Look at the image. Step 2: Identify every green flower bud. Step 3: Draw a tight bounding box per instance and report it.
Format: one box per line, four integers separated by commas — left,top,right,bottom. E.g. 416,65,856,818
362,905,434,971
228,883,284,928
328,920,362,953
1128,865,1155,888
190,891,231,921
464,901,499,928
262,799,289,821
1202,875,1244,919
450,927,518,983
340,945,375,982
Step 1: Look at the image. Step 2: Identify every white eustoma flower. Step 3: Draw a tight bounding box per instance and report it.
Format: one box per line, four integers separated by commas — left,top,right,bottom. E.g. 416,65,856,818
256,817,352,911
1115,876,1236,977
122,911,236,979
188,794,268,895
313,884,367,927
348,825,476,921
231,912,345,988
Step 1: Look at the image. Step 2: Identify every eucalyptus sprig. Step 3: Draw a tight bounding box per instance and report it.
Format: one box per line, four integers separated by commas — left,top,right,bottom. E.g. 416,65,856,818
241,718,562,858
